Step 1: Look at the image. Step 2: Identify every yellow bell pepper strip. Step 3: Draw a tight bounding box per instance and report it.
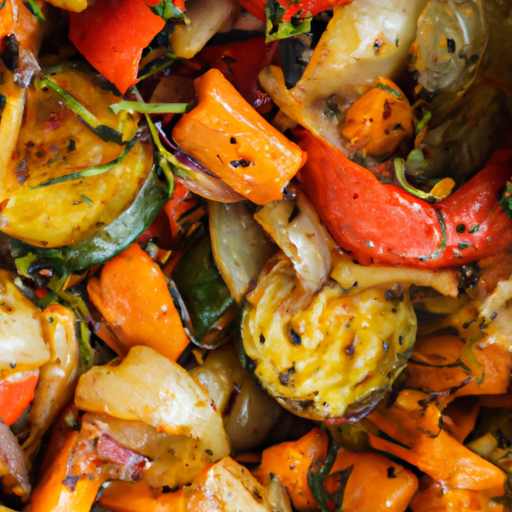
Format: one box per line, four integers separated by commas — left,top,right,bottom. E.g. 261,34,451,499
98,481,185,512
172,68,307,205
27,430,104,512
296,129,512,268
68,0,165,94
87,243,189,361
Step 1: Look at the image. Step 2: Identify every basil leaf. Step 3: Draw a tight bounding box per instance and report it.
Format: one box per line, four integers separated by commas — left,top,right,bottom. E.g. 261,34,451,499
149,0,188,22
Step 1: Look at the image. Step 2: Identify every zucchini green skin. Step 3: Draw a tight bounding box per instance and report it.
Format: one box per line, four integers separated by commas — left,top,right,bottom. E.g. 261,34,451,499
10,165,169,274
172,233,235,347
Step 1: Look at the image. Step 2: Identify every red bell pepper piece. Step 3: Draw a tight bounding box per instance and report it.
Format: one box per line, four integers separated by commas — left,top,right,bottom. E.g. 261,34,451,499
236,0,351,23
297,130,512,268
69,0,165,94
0,372,39,425
197,36,278,109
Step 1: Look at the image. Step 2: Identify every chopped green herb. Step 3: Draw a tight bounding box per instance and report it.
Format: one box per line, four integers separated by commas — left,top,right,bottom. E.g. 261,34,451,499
149,0,188,22
31,138,136,188
35,77,126,145
419,210,447,261
499,182,512,219
308,428,352,512
458,241,471,250
365,241,375,248
137,52,178,82
24,0,45,20
264,0,311,43
80,194,93,208
109,100,192,115
469,225,480,234
0,93,6,122
415,111,432,134
376,82,401,98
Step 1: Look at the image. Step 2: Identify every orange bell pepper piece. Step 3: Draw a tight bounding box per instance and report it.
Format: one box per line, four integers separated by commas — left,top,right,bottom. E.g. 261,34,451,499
68,0,165,94
253,427,418,512
410,481,505,512
252,427,327,510
442,397,480,443
407,335,512,400
0,0,14,44
172,69,307,205
326,449,418,512
98,480,185,512
369,432,506,494
29,430,104,512
0,372,39,426
87,243,189,361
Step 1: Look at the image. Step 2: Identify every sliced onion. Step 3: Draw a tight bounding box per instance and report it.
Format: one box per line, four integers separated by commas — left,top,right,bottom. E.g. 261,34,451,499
331,251,459,297
479,273,512,319
254,186,334,292
156,123,245,203
0,419,30,497
176,174,245,203
185,457,272,511
75,345,230,462
22,305,80,459
209,201,277,302
169,0,239,59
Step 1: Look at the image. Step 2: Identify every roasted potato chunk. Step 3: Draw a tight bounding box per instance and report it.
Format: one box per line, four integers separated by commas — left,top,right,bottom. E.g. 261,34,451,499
241,254,417,421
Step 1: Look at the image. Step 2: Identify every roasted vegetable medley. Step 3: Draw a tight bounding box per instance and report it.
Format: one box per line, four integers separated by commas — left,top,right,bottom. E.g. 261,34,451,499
1,0,512,510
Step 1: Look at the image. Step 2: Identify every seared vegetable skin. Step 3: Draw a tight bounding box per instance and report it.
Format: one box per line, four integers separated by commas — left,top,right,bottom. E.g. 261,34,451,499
241,253,417,421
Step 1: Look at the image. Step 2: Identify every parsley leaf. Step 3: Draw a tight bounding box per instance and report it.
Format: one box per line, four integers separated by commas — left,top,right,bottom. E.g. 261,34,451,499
264,0,311,43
